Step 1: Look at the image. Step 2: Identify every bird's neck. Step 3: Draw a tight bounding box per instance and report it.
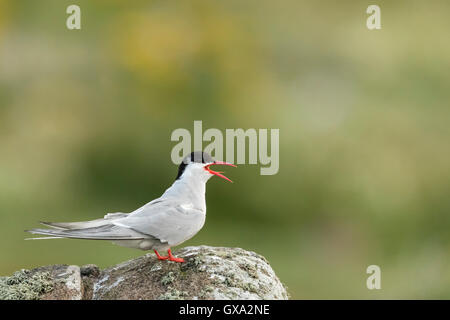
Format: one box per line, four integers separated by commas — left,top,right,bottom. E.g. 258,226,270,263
162,176,207,211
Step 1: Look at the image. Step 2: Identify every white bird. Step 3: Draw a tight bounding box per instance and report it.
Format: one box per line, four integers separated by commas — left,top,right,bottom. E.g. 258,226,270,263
26,151,236,263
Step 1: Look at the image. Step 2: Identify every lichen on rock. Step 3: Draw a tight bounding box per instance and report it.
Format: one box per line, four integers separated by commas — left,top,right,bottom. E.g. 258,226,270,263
157,287,189,300
161,272,176,286
0,269,53,300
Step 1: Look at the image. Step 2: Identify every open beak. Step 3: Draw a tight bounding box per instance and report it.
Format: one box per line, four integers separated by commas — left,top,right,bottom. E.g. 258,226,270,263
204,161,237,182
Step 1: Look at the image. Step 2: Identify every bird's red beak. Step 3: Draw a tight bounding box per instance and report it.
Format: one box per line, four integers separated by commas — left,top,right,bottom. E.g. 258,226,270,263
204,161,237,182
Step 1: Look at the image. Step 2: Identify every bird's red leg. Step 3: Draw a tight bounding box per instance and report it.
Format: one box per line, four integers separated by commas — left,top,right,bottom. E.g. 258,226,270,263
167,249,185,263
154,250,168,260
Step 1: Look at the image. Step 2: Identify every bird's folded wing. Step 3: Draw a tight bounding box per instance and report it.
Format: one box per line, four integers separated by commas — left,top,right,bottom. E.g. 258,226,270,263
113,201,205,246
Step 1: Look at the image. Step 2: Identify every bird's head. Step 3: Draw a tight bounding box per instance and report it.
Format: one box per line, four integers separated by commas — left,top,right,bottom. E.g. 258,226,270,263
176,151,236,183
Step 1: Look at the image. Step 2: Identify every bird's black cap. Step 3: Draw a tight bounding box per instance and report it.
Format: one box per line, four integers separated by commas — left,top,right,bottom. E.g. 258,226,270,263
176,151,214,180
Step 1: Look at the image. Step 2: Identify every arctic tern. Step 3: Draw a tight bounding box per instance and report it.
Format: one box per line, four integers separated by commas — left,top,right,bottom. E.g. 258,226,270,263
26,151,236,263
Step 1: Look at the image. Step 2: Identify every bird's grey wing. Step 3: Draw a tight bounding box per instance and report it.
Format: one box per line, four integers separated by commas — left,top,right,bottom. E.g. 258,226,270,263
26,224,148,240
39,212,129,230
113,201,205,246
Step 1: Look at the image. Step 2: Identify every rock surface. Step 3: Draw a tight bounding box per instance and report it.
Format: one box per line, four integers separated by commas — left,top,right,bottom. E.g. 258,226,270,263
0,246,289,300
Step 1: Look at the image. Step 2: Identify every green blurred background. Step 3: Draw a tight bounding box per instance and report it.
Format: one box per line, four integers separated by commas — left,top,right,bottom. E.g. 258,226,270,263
1,0,449,299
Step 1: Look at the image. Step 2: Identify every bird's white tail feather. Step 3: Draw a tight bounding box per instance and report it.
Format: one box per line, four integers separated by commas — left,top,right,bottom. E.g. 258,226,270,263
39,213,128,230
25,224,148,240
25,236,64,240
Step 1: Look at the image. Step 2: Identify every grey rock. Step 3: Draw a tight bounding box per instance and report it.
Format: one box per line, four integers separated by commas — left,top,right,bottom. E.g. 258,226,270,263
0,246,289,300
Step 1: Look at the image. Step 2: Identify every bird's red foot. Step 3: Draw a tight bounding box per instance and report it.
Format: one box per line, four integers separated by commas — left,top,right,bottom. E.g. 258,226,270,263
167,249,185,263
168,256,185,263
154,250,168,260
